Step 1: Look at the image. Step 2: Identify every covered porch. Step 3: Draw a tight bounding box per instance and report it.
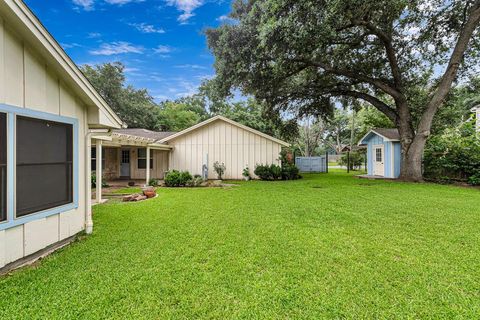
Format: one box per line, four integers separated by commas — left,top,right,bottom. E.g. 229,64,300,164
91,131,172,203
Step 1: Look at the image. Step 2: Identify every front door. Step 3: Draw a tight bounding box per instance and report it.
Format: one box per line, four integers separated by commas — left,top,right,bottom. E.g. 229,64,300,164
373,145,385,176
120,149,130,178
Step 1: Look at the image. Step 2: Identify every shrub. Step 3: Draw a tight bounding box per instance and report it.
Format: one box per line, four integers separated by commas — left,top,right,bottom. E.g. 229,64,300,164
424,119,480,185
91,172,109,188
187,175,205,187
338,152,365,170
242,166,251,179
213,161,226,180
282,164,301,180
164,170,192,187
254,163,300,181
148,178,159,187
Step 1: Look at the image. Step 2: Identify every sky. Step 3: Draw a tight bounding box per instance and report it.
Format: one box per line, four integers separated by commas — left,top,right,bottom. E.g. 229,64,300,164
24,0,234,102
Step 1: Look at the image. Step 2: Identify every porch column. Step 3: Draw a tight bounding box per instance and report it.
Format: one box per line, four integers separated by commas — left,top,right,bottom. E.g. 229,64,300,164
146,146,151,186
96,139,103,203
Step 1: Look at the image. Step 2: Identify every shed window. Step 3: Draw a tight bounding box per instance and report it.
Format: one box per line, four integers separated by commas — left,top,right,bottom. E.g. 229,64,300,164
16,116,73,217
91,147,105,171
375,148,382,162
137,148,153,169
0,113,6,222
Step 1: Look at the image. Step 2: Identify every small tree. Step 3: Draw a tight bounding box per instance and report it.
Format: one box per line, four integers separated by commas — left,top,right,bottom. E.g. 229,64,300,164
213,161,226,180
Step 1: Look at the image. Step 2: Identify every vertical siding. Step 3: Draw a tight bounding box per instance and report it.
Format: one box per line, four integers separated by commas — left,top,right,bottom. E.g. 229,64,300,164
393,142,402,178
0,22,87,268
365,134,384,176
169,119,283,179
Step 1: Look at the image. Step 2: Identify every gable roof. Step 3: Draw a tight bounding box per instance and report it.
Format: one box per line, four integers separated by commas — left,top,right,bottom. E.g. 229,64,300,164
358,128,400,145
159,115,290,147
113,128,176,141
1,0,123,129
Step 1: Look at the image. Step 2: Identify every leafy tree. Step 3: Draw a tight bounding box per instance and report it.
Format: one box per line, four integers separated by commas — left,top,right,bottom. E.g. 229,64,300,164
296,116,326,157
81,62,160,130
206,0,480,181
156,101,202,131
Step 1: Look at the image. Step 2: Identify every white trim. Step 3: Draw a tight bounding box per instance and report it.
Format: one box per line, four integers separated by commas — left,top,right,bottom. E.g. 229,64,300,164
390,142,394,178
372,144,385,176
159,115,290,147
358,129,399,146
0,0,123,129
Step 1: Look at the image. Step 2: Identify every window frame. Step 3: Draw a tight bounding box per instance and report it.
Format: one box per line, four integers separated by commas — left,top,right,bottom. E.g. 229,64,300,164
0,112,7,222
137,148,153,170
0,103,78,230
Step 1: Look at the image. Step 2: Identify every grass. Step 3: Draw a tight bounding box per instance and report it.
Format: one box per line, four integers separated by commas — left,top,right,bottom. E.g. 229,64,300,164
1,171,479,319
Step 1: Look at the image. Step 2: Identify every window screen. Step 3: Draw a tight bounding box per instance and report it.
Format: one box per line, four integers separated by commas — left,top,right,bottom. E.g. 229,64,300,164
16,116,73,217
0,113,6,221
137,148,153,169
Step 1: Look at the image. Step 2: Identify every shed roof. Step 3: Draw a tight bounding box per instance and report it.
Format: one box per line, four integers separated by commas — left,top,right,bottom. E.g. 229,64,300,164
358,128,400,145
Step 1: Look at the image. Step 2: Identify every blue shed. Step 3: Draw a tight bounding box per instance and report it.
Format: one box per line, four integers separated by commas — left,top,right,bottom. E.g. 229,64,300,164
358,128,401,178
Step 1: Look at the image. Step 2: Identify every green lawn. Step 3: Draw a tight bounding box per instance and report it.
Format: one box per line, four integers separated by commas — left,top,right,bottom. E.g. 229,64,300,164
1,172,479,319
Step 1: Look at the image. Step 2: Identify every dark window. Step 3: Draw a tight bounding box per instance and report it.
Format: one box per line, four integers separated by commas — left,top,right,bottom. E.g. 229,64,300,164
91,147,105,171
16,116,73,217
0,113,6,221
137,148,153,169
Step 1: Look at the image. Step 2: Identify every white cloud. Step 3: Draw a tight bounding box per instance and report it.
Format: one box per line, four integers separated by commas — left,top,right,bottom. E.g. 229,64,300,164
154,45,174,53
90,42,144,55
217,15,236,24
165,0,203,23
105,0,145,4
61,43,82,49
129,23,165,34
73,0,94,10
87,32,102,38
175,64,207,69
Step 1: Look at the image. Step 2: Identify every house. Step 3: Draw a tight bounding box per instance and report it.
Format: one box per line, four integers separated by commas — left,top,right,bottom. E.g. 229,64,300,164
0,1,123,271
358,128,401,178
93,115,289,194
472,106,480,131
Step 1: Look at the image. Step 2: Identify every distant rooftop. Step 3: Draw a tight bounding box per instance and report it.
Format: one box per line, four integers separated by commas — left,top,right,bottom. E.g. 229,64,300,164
113,128,177,142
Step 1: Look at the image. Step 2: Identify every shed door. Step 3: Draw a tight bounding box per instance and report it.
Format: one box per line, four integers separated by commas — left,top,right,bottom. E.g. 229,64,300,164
120,149,131,178
373,145,385,176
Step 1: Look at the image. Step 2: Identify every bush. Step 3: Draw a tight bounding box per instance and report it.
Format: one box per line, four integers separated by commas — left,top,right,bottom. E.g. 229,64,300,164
338,152,365,170
148,178,159,187
254,163,301,181
91,172,109,188
424,119,480,185
164,170,192,187
282,164,301,180
213,161,226,179
187,175,205,187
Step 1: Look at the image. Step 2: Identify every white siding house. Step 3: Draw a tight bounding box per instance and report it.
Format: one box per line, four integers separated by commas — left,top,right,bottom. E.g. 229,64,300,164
100,116,290,184
0,0,123,270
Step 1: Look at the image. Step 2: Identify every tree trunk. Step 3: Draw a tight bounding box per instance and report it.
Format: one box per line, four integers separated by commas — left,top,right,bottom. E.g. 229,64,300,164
399,134,427,182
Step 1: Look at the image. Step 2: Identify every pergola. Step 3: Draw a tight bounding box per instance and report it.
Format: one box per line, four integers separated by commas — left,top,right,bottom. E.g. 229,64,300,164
91,131,172,203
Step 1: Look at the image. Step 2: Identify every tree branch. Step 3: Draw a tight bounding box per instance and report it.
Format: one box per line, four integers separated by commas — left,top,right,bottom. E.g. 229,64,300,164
294,58,403,100
417,0,480,136
327,89,398,123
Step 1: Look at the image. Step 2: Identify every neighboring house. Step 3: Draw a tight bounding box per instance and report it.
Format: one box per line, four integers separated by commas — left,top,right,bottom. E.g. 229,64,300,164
358,128,401,178
95,115,289,189
472,106,480,131
0,1,123,270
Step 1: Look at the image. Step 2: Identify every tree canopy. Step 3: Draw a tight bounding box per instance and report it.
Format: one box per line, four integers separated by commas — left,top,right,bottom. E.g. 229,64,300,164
206,0,480,181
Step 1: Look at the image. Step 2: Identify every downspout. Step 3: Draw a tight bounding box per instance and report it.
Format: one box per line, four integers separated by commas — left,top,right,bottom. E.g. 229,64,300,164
85,128,110,234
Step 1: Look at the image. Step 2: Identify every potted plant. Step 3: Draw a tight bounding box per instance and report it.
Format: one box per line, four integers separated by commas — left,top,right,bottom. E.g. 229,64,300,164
242,166,251,181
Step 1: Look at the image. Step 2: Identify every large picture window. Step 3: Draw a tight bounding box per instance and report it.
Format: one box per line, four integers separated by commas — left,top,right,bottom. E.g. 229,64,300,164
137,148,153,169
0,113,6,222
16,116,73,217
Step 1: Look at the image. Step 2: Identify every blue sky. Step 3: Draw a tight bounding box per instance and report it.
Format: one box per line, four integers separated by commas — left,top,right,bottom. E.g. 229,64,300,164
24,0,233,102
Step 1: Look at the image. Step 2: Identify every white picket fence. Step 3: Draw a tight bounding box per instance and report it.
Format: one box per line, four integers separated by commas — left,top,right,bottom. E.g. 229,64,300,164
295,156,327,173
